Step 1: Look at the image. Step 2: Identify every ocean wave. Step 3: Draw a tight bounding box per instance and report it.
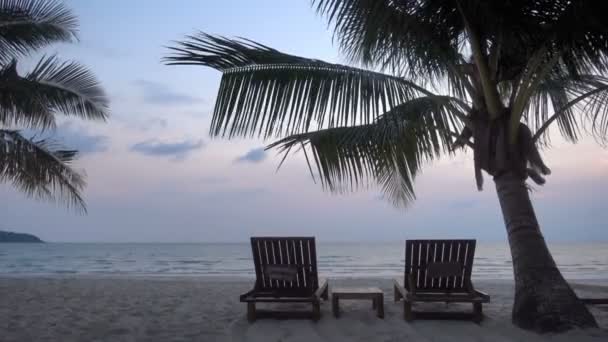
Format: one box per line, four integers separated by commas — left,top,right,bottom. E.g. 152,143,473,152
176,260,208,265
1,242,607,279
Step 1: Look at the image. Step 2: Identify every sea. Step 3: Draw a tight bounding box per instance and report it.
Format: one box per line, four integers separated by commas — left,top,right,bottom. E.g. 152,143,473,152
1,242,607,280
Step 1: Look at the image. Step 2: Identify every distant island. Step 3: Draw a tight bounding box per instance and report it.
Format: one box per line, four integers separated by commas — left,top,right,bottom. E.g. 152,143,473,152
0,231,44,243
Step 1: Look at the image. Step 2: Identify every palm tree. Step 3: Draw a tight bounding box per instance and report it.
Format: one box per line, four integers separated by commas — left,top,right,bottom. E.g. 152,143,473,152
0,0,109,212
165,0,607,332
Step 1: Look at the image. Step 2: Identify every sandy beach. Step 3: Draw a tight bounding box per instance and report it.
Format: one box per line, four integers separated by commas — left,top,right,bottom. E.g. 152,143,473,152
0,277,606,342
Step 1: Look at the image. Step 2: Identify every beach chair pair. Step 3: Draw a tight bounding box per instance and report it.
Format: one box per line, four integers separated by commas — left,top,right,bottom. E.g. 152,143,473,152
240,237,490,322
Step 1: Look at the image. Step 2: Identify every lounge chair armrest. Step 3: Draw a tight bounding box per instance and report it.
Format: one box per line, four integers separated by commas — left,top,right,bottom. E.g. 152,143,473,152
239,288,257,302
474,289,490,301
314,278,328,300
393,278,407,296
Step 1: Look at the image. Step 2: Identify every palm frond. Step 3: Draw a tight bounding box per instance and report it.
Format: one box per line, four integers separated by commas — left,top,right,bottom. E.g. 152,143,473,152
0,56,109,130
165,33,427,139
312,0,462,81
510,48,560,139
313,1,608,83
0,129,86,212
528,75,608,145
0,58,53,128
268,96,464,207
0,0,77,62
270,123,422,207
578,83,608,144
526,78,578,144
543,1,608,77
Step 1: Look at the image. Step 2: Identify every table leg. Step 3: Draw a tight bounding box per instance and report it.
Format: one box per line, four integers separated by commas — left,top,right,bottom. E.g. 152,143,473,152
332,295,340,318
377,294,384,319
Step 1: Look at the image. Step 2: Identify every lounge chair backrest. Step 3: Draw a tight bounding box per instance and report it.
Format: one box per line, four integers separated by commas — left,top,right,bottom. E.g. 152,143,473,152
250,237,319,295
404,239,476,293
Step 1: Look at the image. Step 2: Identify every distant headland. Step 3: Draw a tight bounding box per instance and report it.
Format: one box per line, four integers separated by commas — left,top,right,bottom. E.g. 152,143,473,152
0,231,44,243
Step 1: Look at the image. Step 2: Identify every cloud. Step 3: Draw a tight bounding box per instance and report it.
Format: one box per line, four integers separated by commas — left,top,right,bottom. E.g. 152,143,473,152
130,139,204,160
124,117,168,132
28,122,109,154
133,80,203,105
235,148,267,163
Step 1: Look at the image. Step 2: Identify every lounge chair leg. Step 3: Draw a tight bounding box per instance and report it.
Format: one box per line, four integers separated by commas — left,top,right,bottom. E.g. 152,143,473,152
312,301,321,322
377,294,384,319
404,301,413,321
473,303,483,323
394,284,402,302
247,303,256,323
332,295,340,318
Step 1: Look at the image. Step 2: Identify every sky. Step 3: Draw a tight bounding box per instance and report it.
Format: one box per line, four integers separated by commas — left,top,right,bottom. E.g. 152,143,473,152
1,0,607,243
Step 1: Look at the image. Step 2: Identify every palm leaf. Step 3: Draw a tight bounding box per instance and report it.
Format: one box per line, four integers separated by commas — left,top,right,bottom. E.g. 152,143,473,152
0,129,86,212
165,33,426,139
529,75,608,144
528,80,579,144
270,123,422,207
578,83,608,143
543,1,608,77
0,56,109,130
268,96,464,207
0,0,77,62
313,0,462,81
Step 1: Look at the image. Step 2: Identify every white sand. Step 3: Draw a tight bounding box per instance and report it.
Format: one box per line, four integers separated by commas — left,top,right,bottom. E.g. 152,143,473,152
1,277,607,342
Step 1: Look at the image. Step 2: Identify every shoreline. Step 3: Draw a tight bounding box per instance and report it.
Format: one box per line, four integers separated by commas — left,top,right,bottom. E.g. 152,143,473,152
2,273,608,284
1,277,607,341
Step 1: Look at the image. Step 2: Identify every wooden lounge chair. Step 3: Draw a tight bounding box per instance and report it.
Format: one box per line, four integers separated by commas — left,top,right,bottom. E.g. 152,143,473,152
393,239,490,322
240,237,329,322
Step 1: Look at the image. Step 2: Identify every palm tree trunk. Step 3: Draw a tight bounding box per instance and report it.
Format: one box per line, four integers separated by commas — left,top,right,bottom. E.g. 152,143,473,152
494,172,598,332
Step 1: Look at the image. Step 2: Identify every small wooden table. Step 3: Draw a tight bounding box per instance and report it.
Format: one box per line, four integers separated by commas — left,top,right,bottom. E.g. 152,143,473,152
331,287,384,319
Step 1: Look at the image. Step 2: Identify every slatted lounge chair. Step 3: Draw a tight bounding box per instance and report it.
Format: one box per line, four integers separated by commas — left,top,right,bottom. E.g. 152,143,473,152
240,237,329,322
393,239,490,322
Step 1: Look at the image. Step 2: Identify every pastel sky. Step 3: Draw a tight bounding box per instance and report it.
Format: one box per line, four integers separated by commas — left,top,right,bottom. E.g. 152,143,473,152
1,0,607,242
